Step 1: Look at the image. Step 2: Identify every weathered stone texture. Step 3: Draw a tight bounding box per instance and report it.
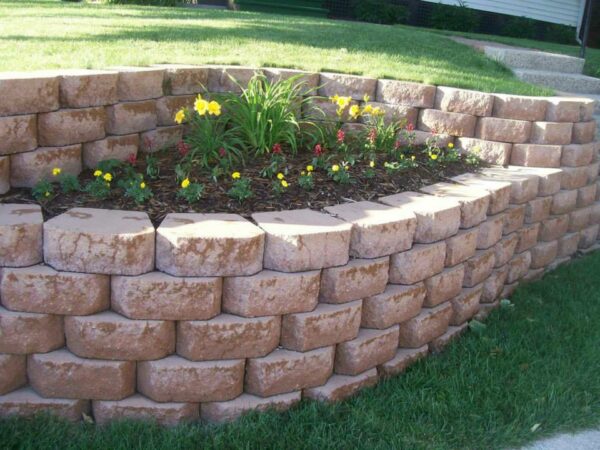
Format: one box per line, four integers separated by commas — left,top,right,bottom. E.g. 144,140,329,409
0,204,43,267
44,208,155,276
319,257,389,303
280,301,362,351
65,312,174,361
10,145,82,188
156,213,264,277
177,314,280,360
324,201,416,258
38,108,106,147
1,265,109,315
138,356,244,403
252,209,351,272
245,347,335,397
222,270,320,317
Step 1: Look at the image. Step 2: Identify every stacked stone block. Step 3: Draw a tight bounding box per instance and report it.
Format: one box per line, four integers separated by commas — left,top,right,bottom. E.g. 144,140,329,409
0,68,599,426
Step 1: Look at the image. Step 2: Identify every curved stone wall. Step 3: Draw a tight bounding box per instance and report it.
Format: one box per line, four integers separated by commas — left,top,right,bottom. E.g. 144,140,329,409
0,65,599,426
0,65,598,190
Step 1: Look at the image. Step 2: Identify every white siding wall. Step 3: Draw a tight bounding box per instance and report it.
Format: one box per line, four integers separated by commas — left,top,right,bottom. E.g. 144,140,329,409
422,0,583,27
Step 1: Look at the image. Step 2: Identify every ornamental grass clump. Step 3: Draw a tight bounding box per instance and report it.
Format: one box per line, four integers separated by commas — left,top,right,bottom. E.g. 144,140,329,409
224,73,317,156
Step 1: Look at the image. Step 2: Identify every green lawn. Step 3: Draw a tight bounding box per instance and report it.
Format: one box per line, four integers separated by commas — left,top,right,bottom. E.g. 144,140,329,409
2,251,600,449
0,0,553,95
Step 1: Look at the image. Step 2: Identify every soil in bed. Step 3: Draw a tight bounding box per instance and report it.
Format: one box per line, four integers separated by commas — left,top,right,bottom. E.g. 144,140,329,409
1,151,481,227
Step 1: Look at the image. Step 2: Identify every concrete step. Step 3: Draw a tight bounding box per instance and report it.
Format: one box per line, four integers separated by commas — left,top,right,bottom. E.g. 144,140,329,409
485,47,585,74
514,69,600,94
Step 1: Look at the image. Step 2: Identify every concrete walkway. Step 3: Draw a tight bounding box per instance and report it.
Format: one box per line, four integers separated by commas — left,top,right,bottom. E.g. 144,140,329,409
521,429,600,449
451,36,600,139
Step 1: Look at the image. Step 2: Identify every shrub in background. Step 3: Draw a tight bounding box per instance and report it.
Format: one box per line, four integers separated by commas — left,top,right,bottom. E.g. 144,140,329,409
352,0,408,25
429,1,479,32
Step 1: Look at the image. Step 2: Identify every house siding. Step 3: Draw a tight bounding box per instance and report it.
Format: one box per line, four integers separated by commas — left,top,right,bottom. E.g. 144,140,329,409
422,0,583,27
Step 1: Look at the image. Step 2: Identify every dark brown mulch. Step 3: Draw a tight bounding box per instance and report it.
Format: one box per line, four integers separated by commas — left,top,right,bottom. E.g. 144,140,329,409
0,151,480,227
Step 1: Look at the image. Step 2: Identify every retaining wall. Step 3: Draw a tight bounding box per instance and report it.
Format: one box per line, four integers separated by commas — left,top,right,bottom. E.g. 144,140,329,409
0,66,599,426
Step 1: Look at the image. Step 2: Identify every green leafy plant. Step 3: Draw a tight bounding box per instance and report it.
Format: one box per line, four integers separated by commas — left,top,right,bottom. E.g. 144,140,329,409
327,163,351,184
227,173,253,203
177,96,244,172
225,72,316,156
58,174,80,194
145,154,160,180
298,170,314,191
83,170,112,199
123,178,153,204
177,178,205,204
31,180,54,201
271,175,289,196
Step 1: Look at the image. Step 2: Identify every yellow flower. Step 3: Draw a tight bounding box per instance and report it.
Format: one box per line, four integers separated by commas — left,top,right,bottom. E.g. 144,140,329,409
429,153,438,161
181,178,190,189
231,171,241,180
281,180,289,188
103,173,113,182
301,171,306,176
329,94,340,104
306,165,314,172
362,104,373,115
174,109,186,124
411,155,416,161
336,96,351,109
277,173,285,180
363,94,370,103
472,145,481,154
369,160,375,168
447,142,454,149
194,95,209,116
372,107,384,116
93,170,102,177
331,164,340,172
349,104,361,119
44,191,50,197
207,101,221,116
140,182,146,189
52,167,61,176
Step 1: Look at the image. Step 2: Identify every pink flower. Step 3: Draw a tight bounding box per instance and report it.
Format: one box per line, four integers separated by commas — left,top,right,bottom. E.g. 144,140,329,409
406,123,415,132
430,127,438,135
336,129,345,144
127,153,137,165
394,140,401,150
177,140,190,157
272,143,282,154
219,147,227,158
143,136,154,151
314,143,323,156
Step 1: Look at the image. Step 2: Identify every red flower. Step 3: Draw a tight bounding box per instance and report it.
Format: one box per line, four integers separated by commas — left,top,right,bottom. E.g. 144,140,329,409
177,140,190,157
394,140,401,150
336,129,345,144
127,153,137,165
368,128,377,144
219,147,227,158
272,143,282,154
406,123,415,132
314,143,323,156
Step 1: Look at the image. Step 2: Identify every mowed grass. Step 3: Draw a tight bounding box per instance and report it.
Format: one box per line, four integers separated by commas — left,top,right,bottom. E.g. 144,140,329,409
2,251,600,450
0,0,552,95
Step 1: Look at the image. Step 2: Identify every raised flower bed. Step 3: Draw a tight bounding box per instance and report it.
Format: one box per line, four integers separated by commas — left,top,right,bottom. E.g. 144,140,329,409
0,65,598,425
